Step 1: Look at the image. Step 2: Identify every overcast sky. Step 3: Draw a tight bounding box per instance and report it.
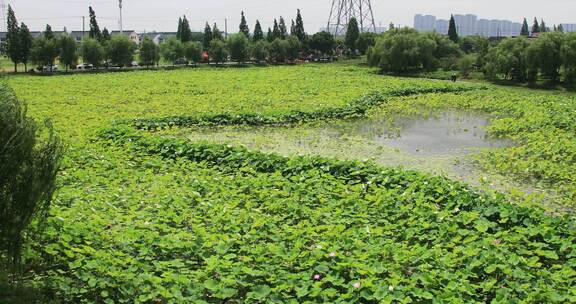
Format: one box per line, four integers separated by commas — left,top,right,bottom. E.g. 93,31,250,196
7,0,576,33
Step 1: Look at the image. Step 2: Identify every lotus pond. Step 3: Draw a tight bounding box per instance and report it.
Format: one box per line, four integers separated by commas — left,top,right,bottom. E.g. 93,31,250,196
4,63,576,303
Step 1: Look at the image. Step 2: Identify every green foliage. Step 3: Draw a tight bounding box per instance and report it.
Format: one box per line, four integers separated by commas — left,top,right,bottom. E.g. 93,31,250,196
0,84,62,265
483,37,530,82
457,54,477,76
521,18,530,36
80,38,104,67
368,28,460,73
203,23,212,50
356,32,377,55
239,11,250,38
278,17,288,39
269,38,288,63
448,15,459,43
88,6,102,42
7,64,576,302
293,9,306,42
102,28,111,42
561,33,576,84
176,15,192,43
227,33,250,63
345,17,360,54
6,5,20,72
272,19,280,41
160,38,185,65
58,33,78,72
253,20,264,42
30,37,59,69
285,35,301,61
209,39,228,64
526,32,564,83
105,35,136,67
212,23,223,41
531,17,540,34
18,23,33,71
250,40,269,62
43,24,54,40
309,31,335,56
139,36,160,67
184,41,203,64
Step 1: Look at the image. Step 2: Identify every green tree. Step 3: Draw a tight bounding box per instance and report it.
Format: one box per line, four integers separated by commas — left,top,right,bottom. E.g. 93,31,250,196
106,35,136,67
526,32,564,83
267,27,274,42
483,37,530,81
448,15,458,43
561,32,576,85
6,5,21,72
102,27,111,42
272,19,280,40
345,17,360,55
184,41,203,64
558,24,565,33
0,84,63,266
227,33,250,63
356,32,377,55
540,19,547,33
176,17,183,41
203,23,213,49
531,17,540,34
43,24,54,40
367,28,445,73
253,20,264,42
139,36,160,67
18,23,33,72
269,38,288,63
81,38,105,67
30,37,59,71
457,54,476,76
212,23,223,41
251,40,269,62
239,11,250,38
294,9,306,42
59,33,78,72
180,16,192,42
309,31,335,56
286,35,301,61
88,6,102,42
278,17,288,39
521,18,530,36
389,22,395,31
160,38,185,66
209,39,228,64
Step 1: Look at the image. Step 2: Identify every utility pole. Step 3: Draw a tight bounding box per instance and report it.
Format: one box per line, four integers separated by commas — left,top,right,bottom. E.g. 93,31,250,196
0,0,6,33
224,18,228,39
82,16,86,38
119,0,123,33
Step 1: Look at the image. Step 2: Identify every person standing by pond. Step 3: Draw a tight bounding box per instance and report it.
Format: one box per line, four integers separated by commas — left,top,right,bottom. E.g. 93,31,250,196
451,73,457,82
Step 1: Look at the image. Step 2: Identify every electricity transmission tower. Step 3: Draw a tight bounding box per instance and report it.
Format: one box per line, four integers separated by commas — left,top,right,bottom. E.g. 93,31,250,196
327,0,377,36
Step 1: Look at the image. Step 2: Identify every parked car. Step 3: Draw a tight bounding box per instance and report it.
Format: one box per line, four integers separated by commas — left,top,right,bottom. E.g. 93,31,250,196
77,63,94,70
41,65,59,72
175,58,188,65
129,61,139,67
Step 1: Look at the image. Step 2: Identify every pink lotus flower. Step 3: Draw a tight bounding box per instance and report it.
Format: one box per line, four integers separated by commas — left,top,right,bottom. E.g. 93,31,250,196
329,252,337,257
313,274,321,280
353,282,361,289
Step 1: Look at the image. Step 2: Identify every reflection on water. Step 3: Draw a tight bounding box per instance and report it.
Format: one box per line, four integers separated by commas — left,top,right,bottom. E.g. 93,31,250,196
174,110,539,197
325,111,512,156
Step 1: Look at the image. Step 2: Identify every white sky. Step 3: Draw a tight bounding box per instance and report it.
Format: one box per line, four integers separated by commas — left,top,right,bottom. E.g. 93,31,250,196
7,0,576,32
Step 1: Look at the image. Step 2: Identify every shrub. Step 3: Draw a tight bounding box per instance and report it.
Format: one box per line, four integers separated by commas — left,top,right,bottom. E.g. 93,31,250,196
0,85,62,266
250,40,269,63
227,33,250,63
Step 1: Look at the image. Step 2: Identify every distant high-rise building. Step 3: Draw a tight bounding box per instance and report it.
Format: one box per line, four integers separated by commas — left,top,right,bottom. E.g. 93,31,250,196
435,19,449,35
453,14,477,37
414,13,526,37
561,23,576,32
414,14,436,32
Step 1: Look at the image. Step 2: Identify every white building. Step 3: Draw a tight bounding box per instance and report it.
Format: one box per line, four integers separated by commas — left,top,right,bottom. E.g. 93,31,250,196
414,14,436,32
453,14,477,37
561,23,576,32
414,14,525,37
434,19,449,35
